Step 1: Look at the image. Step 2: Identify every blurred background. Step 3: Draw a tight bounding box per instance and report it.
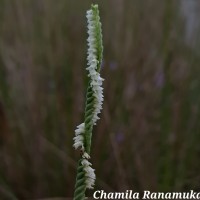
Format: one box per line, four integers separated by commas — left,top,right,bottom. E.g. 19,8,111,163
0,0,200,199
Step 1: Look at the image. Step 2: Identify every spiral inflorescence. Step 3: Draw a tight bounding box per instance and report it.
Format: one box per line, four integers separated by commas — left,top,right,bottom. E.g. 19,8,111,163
73,4,103,200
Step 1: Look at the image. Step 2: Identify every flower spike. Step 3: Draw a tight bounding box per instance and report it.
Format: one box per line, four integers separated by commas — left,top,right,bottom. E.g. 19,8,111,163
73,4,104,200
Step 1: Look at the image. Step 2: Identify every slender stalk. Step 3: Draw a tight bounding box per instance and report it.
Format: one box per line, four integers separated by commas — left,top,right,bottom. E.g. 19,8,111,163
73,4,104,200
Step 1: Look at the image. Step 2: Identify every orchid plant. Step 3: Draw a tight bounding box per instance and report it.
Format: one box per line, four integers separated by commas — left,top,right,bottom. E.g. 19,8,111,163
73,4,104,200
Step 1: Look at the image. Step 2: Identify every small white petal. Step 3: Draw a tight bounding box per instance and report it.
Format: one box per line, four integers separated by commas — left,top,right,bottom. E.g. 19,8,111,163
73,141,83,149
81,158,96,189
73,123,85,149
81,159,92,166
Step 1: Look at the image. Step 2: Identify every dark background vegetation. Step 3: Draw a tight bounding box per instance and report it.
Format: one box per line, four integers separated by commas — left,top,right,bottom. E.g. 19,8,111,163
0,0,200,199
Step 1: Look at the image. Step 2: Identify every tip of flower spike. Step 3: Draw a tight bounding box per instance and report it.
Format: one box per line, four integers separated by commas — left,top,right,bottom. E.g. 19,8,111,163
91,4,98,10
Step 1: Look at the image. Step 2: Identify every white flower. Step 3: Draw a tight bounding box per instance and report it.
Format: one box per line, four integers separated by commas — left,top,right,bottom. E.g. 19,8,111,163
81,158,96,189
73,123,85,150
82,152,90,159
86,8,104,126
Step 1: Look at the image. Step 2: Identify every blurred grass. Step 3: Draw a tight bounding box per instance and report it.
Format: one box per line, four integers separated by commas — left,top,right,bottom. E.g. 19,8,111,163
0,0,200,199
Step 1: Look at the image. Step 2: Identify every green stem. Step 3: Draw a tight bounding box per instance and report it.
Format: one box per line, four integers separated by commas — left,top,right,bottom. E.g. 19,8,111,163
84,83,95,154
73,159,86,200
